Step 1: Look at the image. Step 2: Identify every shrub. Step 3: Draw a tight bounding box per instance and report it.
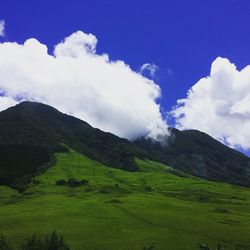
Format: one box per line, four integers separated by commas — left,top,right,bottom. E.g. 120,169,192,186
55,179,67,186
67,178,81,187
64,178,89,187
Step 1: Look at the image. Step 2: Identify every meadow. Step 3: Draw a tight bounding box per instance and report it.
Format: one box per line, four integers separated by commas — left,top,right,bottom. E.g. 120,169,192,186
0,150,250,250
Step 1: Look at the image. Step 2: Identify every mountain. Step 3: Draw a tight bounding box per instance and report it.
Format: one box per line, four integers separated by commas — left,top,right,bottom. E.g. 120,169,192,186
0,101,146,187
0,101,250,188
134,128,250,186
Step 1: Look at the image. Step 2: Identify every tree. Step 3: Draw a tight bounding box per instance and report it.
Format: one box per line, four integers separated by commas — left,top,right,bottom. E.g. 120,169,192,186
44,231,70,250
22,231,70,250
22,235,44,250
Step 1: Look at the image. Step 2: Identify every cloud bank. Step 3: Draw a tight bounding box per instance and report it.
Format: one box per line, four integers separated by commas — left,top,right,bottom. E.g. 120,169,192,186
0,20,5,37
172,57,250,150
0,31,168,140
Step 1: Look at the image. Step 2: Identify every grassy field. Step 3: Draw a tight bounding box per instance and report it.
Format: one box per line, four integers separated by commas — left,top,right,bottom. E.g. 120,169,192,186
0,150,250,249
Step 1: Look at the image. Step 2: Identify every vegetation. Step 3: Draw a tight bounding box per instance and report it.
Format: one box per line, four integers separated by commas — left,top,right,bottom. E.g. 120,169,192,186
1,102,250,249
55,178,89,187
0,232,69,250
0,235,12,250
22,231,69,250
0,150,250,249
1,101,250,191
0,102,146,188
134,128,250,186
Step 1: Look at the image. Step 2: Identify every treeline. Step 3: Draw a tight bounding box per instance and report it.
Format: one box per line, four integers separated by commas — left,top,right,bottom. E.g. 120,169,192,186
0,231,70,250
1,234,246,250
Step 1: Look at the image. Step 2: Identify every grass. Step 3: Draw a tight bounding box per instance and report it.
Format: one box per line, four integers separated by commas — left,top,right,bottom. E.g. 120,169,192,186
0,150,250,249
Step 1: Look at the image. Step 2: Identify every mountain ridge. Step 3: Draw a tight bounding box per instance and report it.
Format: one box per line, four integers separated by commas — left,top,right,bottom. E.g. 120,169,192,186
134,128,250,186
0,101,250,188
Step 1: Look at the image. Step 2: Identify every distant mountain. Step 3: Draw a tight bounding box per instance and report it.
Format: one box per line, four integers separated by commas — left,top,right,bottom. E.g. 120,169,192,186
134,128,250,186
0,101,250,189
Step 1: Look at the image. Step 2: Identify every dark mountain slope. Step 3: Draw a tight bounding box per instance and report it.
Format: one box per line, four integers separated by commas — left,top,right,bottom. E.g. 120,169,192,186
0,101,250,188
134,128,250,186
0,102,146,186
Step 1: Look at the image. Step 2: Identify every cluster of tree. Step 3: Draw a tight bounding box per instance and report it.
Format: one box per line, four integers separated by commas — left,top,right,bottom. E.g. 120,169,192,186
55,178,89,187
0,231,70,250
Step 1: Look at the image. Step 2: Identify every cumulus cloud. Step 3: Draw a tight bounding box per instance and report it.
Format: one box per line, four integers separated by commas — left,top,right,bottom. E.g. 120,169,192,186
0,20,5,37
172,57,250,150
140,63,159,78
0,31,168,140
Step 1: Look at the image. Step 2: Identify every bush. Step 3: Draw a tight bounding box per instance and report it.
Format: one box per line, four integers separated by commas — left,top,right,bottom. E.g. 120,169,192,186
55,178,89,187
67,178,81,187
55,179,67,186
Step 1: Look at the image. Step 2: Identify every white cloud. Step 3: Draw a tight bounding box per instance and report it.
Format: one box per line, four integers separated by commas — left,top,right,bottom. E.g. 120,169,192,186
0,20,5,37
172,57,250,150
140,63,159,78
0,31,168,140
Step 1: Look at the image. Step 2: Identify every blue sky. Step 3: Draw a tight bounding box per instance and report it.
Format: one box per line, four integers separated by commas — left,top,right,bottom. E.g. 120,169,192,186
1,0,250,110
1,0,250,152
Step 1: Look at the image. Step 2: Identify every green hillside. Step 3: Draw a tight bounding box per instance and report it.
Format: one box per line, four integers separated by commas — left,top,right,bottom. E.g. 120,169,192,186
1,150,250,250
135,129,250,187
0,102,145,188
1,101,250,189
